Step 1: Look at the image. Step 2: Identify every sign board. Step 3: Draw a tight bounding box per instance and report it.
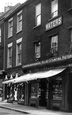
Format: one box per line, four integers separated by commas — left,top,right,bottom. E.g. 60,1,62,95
46,17,62,31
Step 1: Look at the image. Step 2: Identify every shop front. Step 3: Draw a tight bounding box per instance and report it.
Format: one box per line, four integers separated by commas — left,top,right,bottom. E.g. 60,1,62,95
2,65,72,111
17,83,25,104
6,83,13,103
29,76,63,109
27,68,65,110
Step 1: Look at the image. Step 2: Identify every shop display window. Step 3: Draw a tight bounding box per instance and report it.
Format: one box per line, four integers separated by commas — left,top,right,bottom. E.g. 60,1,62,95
18,83,25,101
7,83,13,100
52,77,62,101
31,83,37,98
14,87,18,101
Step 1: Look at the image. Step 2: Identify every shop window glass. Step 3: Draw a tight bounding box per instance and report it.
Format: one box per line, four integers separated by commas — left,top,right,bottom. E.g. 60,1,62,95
31,83,37,98
14,87,18,101
52,77,62,101
17,83,25,101
7,83,13,100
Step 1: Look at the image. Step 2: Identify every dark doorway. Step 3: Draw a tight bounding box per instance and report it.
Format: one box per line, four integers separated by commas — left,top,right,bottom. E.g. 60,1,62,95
39,79,47,107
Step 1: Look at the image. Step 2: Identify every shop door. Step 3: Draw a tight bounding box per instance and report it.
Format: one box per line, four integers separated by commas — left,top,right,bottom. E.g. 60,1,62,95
39,79,47,107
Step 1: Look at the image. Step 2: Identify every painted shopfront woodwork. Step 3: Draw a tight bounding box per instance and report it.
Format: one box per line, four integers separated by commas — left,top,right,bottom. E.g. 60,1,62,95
39,79,47,107
17,83,25,104
51,76,62,109
29,75,63,109
7,83,13,102
29,81,38,107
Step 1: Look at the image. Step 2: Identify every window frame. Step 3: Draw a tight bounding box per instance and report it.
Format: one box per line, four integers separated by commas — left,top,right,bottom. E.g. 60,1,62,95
8,18,13,38
50,35,58,55
35,3,41,27
17,10,22,33
34,41,41,60
16,38,22,66
51,0,58,18
7,43,13,68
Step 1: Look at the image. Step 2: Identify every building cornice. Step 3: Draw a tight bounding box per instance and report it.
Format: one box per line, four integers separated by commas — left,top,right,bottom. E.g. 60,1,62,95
22,54,72,69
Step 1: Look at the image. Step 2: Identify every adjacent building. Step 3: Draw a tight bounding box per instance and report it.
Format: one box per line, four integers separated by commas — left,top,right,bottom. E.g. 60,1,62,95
2,0,72,112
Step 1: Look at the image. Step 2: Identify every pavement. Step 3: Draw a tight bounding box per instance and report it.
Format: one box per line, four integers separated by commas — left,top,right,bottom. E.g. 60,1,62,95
0,100,72,115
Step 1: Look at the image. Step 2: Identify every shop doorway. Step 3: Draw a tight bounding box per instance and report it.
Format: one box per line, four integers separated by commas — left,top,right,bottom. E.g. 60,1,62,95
39,79,47,107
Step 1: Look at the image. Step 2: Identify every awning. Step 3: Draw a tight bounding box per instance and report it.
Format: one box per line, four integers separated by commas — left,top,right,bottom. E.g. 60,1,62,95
2,68,65,84
14,73,37,83
35,68,65,79
2,79,15,84
14,68,65,83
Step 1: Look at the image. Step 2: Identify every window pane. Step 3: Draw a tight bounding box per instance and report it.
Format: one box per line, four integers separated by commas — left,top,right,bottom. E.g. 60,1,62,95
51,0,58,18
19,21,22,30
35,3,41,26
18,54,20,63
9,47,12,57
10,27,13,36
51,35,58,53
36,15,41,26
9,57,12,66
19,15,22,20
17,42,22,65
17,14,22,32
36,3,41,16
8,20,13,37
8,46,12,67
35,42,41,59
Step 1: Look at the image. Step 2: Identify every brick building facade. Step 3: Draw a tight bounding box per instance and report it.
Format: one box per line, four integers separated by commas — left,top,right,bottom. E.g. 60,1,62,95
2,0,72,111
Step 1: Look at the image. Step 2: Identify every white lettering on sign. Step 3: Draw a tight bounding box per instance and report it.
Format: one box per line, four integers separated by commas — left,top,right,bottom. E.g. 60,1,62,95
46,17,62,31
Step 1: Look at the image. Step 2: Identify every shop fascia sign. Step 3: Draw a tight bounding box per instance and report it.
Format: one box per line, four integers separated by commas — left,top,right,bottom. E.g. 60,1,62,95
46,16,62,31
23,54,72,68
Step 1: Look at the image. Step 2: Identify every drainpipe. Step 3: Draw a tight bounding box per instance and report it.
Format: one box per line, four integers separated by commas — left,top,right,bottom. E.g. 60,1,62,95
3,19,6,100
3,20,5,71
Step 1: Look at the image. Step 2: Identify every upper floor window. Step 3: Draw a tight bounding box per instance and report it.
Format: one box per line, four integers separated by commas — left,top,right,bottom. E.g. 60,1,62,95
16,38,22,66
0,28,1,45
8,18,13,38
50,35,58,55
35,3,41,26
7,43,13,68
35,41,41,60
17,10,22,33
51,0,58,18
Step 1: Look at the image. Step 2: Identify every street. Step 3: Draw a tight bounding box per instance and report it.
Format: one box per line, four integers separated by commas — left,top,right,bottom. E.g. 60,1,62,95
0,108,29,115
1,107,72,115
